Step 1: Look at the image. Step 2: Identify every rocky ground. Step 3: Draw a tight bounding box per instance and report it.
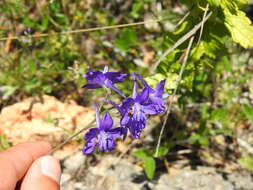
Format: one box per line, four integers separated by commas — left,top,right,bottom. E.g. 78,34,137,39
61,152,253,190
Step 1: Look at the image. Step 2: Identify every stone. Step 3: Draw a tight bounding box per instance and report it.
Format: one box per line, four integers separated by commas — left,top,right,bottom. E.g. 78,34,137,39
0,95,94,158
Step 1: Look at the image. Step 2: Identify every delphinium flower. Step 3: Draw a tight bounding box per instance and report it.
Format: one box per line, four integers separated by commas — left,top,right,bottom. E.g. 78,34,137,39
83,66,128,97
82,103,123,154
108,76,166,139
133,73,167,114
82,66,167,154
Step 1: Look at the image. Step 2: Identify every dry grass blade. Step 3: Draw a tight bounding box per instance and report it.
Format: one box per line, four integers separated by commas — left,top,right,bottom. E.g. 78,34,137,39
197,3,209,44
155,36,195,157
48,119,95,155
0,18,167,41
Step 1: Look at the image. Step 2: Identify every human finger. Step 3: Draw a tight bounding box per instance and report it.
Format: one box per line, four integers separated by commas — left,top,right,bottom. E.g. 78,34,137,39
20,155,61,190
0,141,51,190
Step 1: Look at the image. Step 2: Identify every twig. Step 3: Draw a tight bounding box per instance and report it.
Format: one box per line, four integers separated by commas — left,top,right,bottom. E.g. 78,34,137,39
155,36,195,157
197,3,209,44
174,11,190,30
151,11,213,74
0,18,168,41
47,119,95,155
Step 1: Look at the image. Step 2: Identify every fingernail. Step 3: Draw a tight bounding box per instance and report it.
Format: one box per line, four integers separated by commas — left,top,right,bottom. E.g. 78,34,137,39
40,156,61,184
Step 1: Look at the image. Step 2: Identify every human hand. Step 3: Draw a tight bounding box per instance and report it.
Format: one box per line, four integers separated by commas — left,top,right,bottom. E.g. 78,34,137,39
0,141,61,190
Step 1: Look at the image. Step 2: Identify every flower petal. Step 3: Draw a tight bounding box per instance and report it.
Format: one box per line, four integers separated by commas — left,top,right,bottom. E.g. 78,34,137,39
121,113,130,126
136,87,149,103
105,72,128,83
82,83,102,89
85,70,105,85
82,137,97,154
133,103,147,130
121,98,134,115
143,101,166,115
84,128,99,141
104,79,126,97
99,131,115,152
100,112,113,131
127,119,143,139
108,127,124,138
154,80,166,97
132,80,138,98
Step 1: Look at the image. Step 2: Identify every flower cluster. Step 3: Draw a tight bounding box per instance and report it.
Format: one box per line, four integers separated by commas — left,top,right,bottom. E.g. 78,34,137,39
82,66,166,154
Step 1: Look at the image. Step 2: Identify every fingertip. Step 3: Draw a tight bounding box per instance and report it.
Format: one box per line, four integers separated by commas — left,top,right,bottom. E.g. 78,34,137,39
21,155,61,190
40,156,61,184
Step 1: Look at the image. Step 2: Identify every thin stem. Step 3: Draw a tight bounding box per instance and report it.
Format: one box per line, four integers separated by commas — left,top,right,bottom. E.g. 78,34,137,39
197,3,209,44
155,36,195,157
0,17,168,41
151,11,212,74
174,11,190,30
47,119,95,155
48,88,111,155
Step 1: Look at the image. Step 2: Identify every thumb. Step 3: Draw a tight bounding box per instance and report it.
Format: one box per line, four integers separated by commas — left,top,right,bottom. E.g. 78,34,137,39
21,156,61,190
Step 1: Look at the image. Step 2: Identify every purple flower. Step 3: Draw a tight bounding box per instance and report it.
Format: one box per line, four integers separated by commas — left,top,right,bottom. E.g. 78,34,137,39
109,78,164,139
133,73,166,114
83,66,128,97
82,103,123,154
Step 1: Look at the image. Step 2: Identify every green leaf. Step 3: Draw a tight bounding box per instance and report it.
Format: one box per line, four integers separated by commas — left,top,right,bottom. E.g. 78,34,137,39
145,73,178,91
238,154,253,171
153,146,169,158
173,21,190,35
144,157,156,179
211,109,228,122
207,0,220,7
115,28,139,51
132,149,150,159
223,9,253,48
242,104,253,121
130,2,143,18
198,136,210,147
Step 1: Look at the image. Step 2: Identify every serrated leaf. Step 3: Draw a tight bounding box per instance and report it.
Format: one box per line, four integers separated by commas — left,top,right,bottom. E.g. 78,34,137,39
144,157,156,179
132,149,150,159
238,154,253,171
223,9,253,48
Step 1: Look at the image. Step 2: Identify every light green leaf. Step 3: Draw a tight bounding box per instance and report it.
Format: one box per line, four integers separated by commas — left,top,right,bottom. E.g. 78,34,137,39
207,0,221,7
173,21,190,35
238,154,253,171
144,157,156,179
153,146,169,158
145,73,178,91
223,9,253,48
132,149,150,159
242,104,253,121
